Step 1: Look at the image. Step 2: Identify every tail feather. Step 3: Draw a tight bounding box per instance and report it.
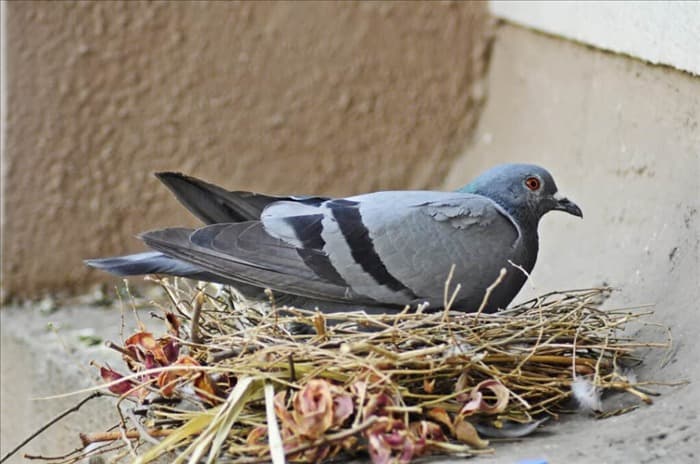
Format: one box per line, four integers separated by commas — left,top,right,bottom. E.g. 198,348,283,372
86,173,339,307
155,172,330,225
85,251,215,281
156,172,283,224
85,251,274,299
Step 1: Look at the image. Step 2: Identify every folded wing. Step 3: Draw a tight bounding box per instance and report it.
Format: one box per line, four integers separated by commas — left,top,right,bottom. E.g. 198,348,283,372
156,172,329,224
138,191,521,310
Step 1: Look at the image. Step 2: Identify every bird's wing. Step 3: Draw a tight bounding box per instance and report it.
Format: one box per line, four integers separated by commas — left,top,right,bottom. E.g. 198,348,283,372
311,191,522,307
140,191,520,308
140,225,375,305
155,172,329,224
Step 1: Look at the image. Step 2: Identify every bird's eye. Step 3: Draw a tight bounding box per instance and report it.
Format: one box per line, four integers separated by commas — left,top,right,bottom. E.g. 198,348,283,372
525,177,541,191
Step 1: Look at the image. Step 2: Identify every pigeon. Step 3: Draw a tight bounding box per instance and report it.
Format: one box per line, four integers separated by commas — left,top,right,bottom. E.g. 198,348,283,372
85,164,582,313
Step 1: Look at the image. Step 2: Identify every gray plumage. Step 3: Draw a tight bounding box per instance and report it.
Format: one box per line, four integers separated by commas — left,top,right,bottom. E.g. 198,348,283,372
86,164,582,313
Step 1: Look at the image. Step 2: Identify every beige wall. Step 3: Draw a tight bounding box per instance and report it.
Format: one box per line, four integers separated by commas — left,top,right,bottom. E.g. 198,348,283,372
2,1,493,299
443,24,700,462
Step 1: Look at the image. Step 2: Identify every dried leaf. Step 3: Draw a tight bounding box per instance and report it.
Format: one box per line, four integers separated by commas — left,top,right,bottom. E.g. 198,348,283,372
99,366,137,396
292,379,334,439
367,432,392,464
125,331,169,365
164,311,180,336
351,380,367,399
453,416,489,449
366,419,422,464
362,392,394,419
125,331,157,351
246,425,267,446
410,420,446,442
273,391,296,432
427,407,453,433
194,369,219,405
455,371,470,402
156,355,217,403
460,379,510,416
331,390,354,427
162,339,180,364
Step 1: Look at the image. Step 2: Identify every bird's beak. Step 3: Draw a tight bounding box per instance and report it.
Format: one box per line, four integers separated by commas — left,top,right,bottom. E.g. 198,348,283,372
552,192,583,218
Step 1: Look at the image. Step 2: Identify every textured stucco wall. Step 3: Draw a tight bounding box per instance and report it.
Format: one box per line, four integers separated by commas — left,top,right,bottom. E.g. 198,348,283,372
2,1,493,299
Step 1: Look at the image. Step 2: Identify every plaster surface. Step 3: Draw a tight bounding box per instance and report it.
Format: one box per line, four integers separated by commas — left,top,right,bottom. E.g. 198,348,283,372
490,1,700,75
2,1,492,298
445,24,699,463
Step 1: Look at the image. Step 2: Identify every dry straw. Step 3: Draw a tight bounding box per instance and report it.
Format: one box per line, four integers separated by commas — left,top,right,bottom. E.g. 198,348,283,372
41,276,673,464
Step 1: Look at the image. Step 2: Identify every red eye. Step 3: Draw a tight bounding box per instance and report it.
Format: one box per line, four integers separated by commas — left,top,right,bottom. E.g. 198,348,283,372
525,177,541,191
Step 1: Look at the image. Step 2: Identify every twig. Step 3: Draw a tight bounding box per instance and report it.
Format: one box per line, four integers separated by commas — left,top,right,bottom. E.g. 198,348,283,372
22,447,84,462
105,340,134,359
288,354,297,383
232,417,381,464
116,403,138,458
24,441,123,463
191,289,205,344
125,407,161,446
508,259,535,290
285,416,379,457
472,268,507,327
0,392,103,464
208,345,256,362
79,428,173,446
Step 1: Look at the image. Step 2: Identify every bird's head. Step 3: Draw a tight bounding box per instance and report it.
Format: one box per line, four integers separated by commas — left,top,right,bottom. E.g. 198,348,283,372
458,163,583,226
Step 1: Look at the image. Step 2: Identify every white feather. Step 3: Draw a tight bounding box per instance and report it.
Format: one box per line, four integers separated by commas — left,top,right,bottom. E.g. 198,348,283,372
572,376,602,412
615,368,637,385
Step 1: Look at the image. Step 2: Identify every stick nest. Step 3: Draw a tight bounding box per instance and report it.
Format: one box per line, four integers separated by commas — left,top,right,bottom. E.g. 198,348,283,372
72,279,669,464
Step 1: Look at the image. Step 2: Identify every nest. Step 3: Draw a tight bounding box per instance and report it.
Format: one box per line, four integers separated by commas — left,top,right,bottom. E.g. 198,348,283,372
52,278,671,463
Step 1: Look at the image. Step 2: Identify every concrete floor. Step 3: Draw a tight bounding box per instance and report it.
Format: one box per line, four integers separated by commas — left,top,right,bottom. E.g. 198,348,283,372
0,302,163,464
1,297,695,464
